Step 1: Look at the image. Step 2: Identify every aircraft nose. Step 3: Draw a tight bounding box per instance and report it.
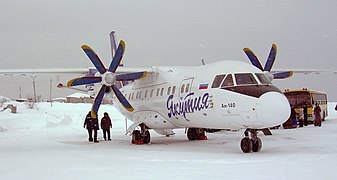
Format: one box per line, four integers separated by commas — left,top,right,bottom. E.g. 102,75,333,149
256,92,290,127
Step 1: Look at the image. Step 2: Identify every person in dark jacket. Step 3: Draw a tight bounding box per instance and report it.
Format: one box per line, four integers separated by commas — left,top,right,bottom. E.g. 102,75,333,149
92,116,100,142
314,103,321,127
101,112,112,141
303,104,308,126
83,111,100,143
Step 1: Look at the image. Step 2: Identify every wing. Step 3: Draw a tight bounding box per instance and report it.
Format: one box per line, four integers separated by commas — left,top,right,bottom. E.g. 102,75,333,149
0,68,89,76
272,68,337,75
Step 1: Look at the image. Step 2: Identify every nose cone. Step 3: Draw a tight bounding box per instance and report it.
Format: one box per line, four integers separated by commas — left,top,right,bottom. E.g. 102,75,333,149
256,92,290,127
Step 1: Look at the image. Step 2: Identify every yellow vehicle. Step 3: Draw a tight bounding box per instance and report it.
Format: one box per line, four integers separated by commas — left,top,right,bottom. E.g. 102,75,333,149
284,88,328,122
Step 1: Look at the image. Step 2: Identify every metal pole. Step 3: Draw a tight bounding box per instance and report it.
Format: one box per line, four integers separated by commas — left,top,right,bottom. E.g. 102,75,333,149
50,78,53,107
32,75,37,102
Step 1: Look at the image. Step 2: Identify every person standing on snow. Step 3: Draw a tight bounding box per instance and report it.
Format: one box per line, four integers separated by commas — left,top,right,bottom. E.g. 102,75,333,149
84,111,94,142
83,111,100,143
303,104,308,126
92,116,100,143
101,112,112,141
314,103,322,127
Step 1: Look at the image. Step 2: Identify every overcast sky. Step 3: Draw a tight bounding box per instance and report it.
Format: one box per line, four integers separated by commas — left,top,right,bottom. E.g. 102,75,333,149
0,0,336,100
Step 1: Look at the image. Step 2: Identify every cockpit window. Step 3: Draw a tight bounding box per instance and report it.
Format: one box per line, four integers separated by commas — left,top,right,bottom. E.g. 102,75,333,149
255,73,272,84
221,74,234,87
235,73,257,85
211,74,226,88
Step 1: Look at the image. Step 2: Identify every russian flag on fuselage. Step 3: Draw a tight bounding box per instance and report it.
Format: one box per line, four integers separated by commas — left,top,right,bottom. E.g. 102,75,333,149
199,83,208,90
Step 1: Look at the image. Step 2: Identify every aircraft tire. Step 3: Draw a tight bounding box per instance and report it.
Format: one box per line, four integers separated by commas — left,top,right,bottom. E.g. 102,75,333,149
240,137,253,153
187,128,198,140
143,131,151,144
252,137,262,152
132,130,141,144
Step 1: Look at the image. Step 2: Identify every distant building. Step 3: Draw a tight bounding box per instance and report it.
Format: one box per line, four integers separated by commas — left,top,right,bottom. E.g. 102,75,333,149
66,93,93,103
52,97,67,103
66,93,111,104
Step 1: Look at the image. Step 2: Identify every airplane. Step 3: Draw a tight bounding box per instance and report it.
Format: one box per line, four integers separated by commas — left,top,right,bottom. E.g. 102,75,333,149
63,31,292,153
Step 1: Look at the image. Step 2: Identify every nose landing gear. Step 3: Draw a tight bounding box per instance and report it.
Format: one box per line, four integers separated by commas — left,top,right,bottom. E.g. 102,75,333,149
240,129,262,153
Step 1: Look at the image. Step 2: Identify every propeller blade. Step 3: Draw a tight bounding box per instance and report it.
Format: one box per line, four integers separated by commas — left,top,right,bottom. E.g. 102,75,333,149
66,77,102,87
264,44,277,72
111,84,134,112
116,71,147,81
91,85,107,118
81,45,107,74
273,71,294,79
108,40,125,73
243,48,263,71
110,31,117,58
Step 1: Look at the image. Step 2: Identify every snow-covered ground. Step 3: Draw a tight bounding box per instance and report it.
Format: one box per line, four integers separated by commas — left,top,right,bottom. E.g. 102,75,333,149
1,102,337,180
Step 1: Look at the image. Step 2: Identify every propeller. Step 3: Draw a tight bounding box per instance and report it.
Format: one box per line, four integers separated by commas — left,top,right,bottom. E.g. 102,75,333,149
67,38,147,118
243,44,292,79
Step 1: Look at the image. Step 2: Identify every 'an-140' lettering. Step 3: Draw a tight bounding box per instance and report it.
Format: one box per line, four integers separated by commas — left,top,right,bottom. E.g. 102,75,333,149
166,92,209,119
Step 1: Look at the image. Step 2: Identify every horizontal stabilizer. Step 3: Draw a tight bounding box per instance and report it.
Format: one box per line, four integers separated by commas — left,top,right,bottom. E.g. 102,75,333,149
273,71,293,79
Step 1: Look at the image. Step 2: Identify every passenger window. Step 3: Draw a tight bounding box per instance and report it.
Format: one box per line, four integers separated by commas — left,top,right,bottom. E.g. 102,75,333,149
167,87,171,95
172,86,176,94
235,73,257,85
136,91,139,99
160,88,164,96
128,93,131,100
181,84,185,93
255,73,271,84
211,74,226,88
150,89,154,97
145,90,148,98
185,83,190,93
131,92,134,100
156,88,160,96
139,91,142,99
221,74,234,87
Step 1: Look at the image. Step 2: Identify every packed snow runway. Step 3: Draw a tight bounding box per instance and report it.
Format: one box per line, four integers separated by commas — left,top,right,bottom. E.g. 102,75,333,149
1,102,337,179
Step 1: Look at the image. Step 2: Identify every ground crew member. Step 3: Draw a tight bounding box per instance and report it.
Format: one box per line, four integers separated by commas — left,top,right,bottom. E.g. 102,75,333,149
101,112,112,141
314,103,321,127
83,111,100,143
84,111,94,142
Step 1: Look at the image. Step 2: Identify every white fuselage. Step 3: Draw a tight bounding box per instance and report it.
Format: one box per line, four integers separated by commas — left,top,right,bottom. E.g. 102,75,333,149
113,60,290,132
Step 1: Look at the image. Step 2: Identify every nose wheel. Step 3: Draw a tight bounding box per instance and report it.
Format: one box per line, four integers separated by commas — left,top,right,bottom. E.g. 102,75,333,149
240,129,262,153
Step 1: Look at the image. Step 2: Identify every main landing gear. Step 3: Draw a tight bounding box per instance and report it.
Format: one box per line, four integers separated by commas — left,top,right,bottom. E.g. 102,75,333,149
240,129,262,153
187,128,208,140
131,123,151,145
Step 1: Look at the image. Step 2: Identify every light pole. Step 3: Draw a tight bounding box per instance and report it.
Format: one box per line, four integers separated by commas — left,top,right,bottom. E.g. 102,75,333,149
31,75,37,102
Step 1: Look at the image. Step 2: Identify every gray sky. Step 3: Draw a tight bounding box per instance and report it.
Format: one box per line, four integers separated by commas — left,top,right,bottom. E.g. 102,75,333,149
0,0,336,100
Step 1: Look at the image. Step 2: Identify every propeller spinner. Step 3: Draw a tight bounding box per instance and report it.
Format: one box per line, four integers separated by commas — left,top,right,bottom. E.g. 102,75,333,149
67,38,146,118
